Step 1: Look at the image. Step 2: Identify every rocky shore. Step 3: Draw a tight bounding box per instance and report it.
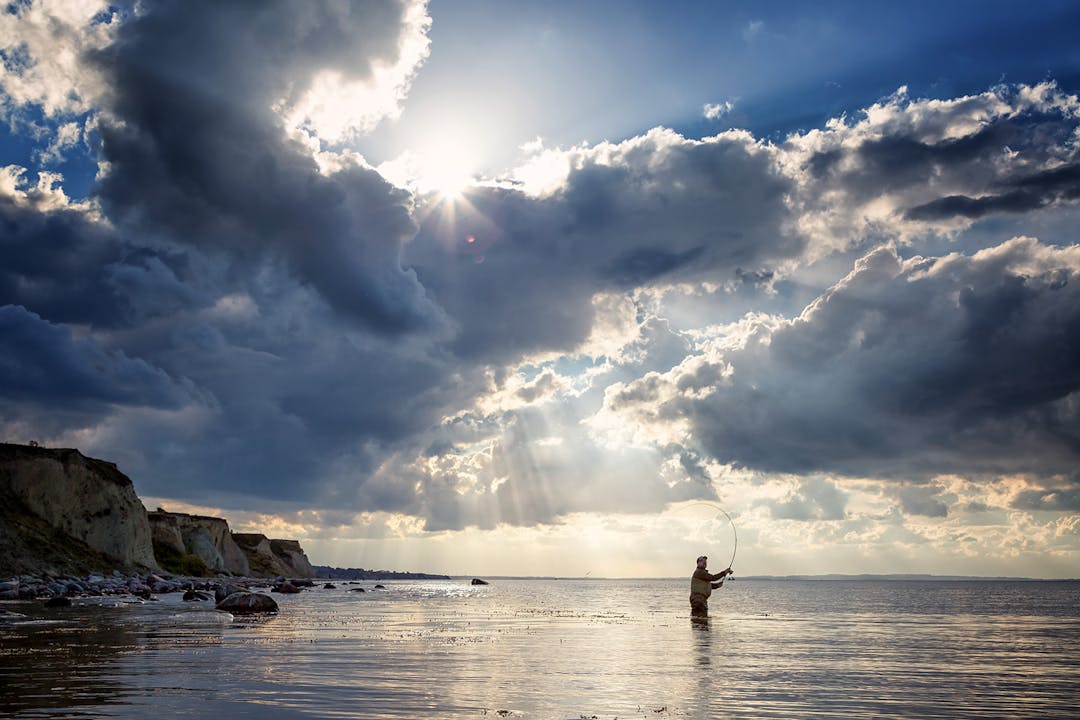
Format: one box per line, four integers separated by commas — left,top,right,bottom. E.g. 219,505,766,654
0,569,329,614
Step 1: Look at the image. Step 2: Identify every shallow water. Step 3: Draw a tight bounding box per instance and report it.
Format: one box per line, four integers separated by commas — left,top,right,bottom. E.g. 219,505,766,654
2,579,1079,719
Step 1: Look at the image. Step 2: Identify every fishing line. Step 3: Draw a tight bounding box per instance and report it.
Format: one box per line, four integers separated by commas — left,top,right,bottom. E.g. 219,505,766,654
678,501,738,572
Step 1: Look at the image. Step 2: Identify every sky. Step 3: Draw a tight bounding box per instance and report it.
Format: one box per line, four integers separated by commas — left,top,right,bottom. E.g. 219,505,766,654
2,0,1080,578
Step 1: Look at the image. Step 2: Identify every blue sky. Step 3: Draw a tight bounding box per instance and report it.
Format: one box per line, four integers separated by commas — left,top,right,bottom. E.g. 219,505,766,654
2,1,1080,577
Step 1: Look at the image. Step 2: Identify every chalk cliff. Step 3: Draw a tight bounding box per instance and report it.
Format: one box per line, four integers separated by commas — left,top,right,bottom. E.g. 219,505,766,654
147,510,250,576
270,539,315,577
0,443,157,574
0,443,315,578
232,533,315,578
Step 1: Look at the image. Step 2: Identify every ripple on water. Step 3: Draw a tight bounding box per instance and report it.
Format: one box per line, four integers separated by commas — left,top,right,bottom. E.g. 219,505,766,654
1,579,1079,719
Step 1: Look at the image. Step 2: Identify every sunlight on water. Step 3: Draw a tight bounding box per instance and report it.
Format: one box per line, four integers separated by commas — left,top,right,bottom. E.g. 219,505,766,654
2,579,1079,719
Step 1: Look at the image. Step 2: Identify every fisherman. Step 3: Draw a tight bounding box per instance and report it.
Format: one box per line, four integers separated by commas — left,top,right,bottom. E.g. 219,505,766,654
689,555,732,618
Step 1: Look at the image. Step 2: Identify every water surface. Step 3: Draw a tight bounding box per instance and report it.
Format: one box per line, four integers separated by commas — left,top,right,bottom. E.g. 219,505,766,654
2,579,1078,718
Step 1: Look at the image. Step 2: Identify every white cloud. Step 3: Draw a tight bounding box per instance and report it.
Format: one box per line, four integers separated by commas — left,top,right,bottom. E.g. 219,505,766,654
780,82,1080,254
0,164,92,212
603,237,1080,483
703,99,736,120
0,0,116,118
277,0,431,144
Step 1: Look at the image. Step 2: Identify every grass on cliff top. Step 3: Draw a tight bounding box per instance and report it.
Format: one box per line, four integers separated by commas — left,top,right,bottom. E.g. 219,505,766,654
152,540,211,577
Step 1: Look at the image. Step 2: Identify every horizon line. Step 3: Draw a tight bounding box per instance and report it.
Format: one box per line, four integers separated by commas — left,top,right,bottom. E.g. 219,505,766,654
411,573,1080,582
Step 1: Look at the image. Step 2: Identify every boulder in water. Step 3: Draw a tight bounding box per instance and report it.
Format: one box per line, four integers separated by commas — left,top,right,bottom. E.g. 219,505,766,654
215,591,278,614
44,596,71,607
215,583,246,603
471,578,489,586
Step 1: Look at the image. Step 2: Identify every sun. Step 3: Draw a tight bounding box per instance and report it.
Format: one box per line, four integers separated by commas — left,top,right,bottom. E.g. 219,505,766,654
376,128,485,201
414,143,476,200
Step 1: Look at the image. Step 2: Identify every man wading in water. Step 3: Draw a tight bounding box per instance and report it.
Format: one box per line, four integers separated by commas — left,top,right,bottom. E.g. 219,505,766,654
690,555,732,618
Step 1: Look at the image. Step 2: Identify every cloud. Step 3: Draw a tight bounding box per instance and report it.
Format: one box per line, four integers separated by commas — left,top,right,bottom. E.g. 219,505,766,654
0,168,130,325
906,163,1080,221
703,100,736,120
759,476,848,521
0,304,197,435
93,0,441,335
1011,479,1080,512
782,82,1080,252
277,0,431,142
407,127,800,363
4,2,1080,553
605,237,1080,481
894,483,949,518
0,0,117,118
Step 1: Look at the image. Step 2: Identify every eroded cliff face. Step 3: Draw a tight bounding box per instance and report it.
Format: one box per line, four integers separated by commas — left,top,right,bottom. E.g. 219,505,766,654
148,510,250,576
232,533,315,578
0,443,315,578
270,539,315,577
148,510,185,555
0,444,157,573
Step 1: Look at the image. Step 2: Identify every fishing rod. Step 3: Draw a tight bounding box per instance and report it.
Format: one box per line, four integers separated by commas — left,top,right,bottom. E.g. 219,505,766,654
681,501,738,574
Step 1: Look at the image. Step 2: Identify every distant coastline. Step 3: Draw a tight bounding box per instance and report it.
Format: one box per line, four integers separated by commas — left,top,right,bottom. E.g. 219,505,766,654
731,573,1079,582
474,574,1080,582
312,564,450,581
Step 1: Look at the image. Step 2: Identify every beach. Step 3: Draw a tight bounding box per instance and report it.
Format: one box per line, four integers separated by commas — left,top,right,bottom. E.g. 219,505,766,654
3,577,1078,719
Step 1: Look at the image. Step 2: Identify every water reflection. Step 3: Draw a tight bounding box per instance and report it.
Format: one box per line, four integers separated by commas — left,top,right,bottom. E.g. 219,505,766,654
2,579,1079,719
0,599,226,716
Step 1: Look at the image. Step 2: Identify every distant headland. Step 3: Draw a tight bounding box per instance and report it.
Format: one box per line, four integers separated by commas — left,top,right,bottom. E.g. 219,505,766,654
312,565,450,581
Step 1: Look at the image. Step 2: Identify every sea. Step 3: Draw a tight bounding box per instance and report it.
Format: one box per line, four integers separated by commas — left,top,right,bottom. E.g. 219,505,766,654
2,578,1078,719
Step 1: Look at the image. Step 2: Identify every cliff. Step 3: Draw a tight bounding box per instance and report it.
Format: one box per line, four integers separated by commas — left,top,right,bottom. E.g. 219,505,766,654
0,443,317,578
148,510,250,576
232,533,315,578
269,539,315,577
0,443,157,574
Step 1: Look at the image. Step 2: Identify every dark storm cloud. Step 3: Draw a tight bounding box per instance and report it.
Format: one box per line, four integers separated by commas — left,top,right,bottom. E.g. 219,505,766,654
83,277,485,508
406,129,800,363
92,0,441,334
610,237,1080,481
0,304,194,419
0,193,126,325
1,1,470,512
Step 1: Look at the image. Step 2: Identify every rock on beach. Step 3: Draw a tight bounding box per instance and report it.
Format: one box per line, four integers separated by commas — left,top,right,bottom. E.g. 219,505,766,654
2,571,288,612
215,591,279,614
273,581,300,594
